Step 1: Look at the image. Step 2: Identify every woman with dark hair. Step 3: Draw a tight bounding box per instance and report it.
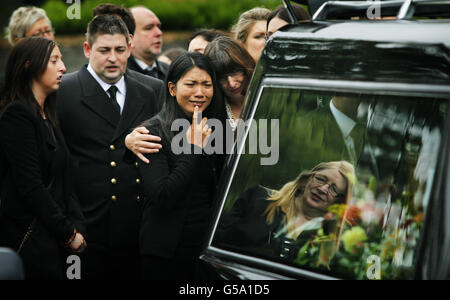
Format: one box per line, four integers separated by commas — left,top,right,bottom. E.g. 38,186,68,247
204,35,256,131
125,36,254,159
158,47,187,66
0,37,86,279
266,3,310,39
137,52,225,279
187,29,227,53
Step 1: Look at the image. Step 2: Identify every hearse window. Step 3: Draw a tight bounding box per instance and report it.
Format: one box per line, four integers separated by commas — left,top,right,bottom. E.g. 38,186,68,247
212,87,447,280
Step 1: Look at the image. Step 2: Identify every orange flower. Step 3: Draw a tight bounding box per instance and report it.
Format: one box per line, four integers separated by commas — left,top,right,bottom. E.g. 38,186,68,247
412,212,424,223
345,205,361,226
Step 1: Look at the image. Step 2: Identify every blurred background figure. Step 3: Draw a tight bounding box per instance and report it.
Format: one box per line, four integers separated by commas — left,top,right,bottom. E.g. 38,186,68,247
2,6,55,85
266,3,310,39
129,6,168,80
93,3,136,36
6,6,54,46
232,7,271,63
188,29,227,54
157,47,186,65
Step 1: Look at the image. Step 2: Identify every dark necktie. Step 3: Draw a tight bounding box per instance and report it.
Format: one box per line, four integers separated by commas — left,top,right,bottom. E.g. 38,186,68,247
145,67,159,79
107,85,121,114
347,122,366,164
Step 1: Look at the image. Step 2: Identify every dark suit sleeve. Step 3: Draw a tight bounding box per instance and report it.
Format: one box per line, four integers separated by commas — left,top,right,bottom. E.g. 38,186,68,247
65,192,86,236
0,104,75,243
216,186,272,248
156,80,166,112
138,129,203,212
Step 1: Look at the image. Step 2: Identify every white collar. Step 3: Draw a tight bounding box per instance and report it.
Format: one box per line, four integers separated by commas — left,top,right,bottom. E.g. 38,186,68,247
87,64,126,96
330,99,356,138
134,57,157,71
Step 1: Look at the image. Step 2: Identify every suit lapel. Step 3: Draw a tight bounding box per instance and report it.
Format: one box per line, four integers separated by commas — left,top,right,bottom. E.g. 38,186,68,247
128,56,145,73
112,74,147,141
78,67,120,127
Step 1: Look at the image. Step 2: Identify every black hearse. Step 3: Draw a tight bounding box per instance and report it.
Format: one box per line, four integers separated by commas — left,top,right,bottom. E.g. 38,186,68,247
201,0,450,280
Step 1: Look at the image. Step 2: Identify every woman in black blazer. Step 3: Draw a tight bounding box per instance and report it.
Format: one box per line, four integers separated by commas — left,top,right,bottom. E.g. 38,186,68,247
137,52,225,279
0,37,86,279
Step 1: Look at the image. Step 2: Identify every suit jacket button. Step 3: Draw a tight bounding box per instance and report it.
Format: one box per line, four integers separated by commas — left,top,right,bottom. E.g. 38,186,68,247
136,178,141,184
111,178,117,184
110,145,115,151
111,195,117,201
110,161,117,167
135,162,139,167
137,196,140,202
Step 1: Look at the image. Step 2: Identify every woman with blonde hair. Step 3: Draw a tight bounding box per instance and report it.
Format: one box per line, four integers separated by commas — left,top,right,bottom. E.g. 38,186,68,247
218,161,355,263
231,7,271,62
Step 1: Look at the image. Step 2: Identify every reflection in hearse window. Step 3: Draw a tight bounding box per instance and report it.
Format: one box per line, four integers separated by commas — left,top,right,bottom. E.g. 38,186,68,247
213,88,446,279
217,161,355,265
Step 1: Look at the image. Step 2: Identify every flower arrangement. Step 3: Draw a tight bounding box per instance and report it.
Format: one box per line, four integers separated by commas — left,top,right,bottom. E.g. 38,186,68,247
292,180,425,280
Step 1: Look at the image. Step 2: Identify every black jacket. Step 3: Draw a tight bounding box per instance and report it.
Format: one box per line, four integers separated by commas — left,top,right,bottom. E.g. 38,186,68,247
126,68,166,112
0,101,84,279
128,55,169,82
217,185,276,252
56,66,161,255
138,113,221,259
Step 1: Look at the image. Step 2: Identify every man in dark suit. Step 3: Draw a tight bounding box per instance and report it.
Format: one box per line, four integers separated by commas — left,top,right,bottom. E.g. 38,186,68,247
92,3,166,111
128,6,169,80
56,15,160,279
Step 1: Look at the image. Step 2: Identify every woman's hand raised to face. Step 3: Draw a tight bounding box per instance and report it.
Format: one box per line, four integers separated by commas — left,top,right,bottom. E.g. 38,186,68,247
69,233,87,253
186,106,212,149
125,127,162,164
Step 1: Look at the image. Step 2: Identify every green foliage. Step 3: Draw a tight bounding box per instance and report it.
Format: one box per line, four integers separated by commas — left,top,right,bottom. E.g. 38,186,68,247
43,0,281,34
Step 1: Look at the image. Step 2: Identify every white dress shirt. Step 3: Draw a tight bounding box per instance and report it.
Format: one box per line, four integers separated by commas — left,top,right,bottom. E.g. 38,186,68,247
330,99,358,163
87,64,126,114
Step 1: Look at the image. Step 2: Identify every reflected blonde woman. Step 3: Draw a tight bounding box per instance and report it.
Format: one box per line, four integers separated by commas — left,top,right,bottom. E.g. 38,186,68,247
218,161,355,263
265,161,354,238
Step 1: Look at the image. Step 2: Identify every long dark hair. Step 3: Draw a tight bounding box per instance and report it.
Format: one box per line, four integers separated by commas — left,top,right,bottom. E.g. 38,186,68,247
266,3,310,29
0,36,58,127
142,52,225,141
204,36,255,96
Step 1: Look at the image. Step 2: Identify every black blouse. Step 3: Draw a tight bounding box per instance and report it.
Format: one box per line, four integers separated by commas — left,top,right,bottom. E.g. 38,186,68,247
138,111,222,259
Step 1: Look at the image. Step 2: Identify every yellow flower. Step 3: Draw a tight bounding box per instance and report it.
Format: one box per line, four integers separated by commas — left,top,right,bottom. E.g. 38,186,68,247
328,204,347,218
342,227,368,253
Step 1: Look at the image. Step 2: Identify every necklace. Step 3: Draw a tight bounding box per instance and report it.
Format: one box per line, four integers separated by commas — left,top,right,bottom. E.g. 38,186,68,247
225,101,237,131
